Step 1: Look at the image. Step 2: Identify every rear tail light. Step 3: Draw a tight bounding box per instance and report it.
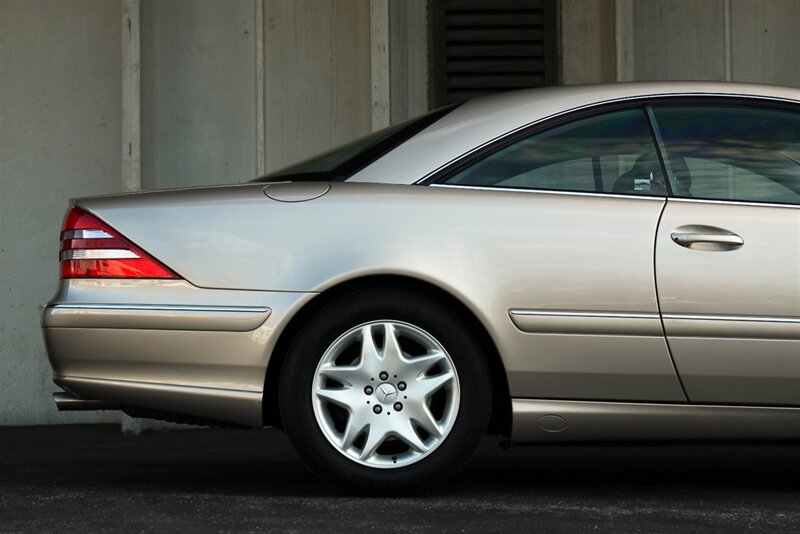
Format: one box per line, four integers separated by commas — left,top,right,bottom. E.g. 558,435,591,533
59,208,179,279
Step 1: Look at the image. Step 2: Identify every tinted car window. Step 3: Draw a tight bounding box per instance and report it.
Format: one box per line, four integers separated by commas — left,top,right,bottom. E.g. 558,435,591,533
651,105,800,205
444,108,666,196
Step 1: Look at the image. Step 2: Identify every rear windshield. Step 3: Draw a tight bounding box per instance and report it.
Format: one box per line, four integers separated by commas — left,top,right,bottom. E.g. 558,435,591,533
253,104,459,183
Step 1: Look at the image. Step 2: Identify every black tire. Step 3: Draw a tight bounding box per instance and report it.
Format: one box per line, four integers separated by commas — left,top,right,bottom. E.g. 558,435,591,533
278,287,493,494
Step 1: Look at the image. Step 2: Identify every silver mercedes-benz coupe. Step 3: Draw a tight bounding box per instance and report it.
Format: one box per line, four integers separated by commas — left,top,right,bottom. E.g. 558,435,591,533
43,82,800,492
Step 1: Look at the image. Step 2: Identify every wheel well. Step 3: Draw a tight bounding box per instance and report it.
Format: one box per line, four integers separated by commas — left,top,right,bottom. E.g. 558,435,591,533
262,275,511,436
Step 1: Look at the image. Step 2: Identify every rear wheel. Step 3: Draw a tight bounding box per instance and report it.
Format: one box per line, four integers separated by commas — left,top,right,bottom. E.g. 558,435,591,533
279,288,492,493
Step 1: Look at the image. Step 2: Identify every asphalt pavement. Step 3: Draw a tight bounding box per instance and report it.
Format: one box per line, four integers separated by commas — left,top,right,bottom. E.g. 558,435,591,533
1,424,799,533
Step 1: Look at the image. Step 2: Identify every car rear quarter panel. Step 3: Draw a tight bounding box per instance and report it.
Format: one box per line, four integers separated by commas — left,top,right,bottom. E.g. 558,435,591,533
43,279,315,425
77,182,684,402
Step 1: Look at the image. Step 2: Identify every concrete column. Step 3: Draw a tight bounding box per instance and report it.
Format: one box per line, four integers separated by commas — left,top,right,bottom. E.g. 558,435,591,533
121,0,142,434
0,0,123,425
122,0,141,194
615,0,634,82
389,0,429,121
255,0,266,177
370,0,391,130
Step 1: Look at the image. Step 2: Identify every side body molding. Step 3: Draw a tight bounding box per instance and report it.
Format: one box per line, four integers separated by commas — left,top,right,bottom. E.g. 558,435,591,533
509,310,662,336
44,303,271,331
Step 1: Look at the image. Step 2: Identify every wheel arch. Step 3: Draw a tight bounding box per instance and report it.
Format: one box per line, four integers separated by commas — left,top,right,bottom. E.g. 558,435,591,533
262,274,511,436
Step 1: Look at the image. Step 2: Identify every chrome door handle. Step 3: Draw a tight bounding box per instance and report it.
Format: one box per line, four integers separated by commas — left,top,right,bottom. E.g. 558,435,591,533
671,232,744,246
670,227,744,251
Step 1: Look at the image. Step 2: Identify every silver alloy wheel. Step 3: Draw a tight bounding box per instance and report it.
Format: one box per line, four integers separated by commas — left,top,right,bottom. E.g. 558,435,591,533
312,320,461,468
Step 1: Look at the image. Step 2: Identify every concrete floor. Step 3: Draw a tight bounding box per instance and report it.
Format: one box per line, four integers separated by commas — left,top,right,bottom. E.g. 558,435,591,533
1,425,799,533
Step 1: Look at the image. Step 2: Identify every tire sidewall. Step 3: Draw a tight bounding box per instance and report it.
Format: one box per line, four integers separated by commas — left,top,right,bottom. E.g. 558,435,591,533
279,288,492,492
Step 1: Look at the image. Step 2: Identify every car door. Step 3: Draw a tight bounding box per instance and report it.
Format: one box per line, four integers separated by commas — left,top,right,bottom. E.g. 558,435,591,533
652,102,800,405
440,106,687,402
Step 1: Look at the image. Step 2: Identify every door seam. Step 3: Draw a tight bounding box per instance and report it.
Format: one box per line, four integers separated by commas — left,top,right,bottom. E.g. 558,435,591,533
654,198,690,401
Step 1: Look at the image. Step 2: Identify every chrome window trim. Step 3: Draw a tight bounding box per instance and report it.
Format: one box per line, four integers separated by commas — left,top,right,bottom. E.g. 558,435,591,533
415,92,800,187
50,303,271,314
431,183,666,201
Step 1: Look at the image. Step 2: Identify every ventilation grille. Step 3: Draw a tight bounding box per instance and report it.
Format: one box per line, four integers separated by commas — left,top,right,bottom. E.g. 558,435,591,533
431,0,558,105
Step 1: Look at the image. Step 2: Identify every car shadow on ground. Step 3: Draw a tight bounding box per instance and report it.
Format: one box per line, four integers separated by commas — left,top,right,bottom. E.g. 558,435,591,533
4,425,800,532
3,424,800,497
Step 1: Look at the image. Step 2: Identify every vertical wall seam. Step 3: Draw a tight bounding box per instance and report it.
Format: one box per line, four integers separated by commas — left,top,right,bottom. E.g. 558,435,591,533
330,2,337,147
370,0,390,130
120,0,142,433
614,0,634,82
121,0,141,193
723,0,732,81
255,0,265,177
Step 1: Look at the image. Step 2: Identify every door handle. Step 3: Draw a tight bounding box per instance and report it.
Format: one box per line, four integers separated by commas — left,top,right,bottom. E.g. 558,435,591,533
671,232,744,246
670,226,744,251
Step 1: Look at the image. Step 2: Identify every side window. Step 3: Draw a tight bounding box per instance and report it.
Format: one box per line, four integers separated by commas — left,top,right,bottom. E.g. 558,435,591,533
443,108,666,196
651,105,800,205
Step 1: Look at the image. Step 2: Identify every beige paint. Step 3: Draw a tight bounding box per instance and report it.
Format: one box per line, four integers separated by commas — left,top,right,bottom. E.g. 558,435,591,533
72,180,686,404
36,83,800,442
657,199,800,405
560,0,616,84
263,0,372,173
512,399,800,442
43,279,313,427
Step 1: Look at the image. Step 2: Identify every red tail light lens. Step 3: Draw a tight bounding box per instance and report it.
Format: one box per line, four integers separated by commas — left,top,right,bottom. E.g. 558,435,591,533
59,208,179,279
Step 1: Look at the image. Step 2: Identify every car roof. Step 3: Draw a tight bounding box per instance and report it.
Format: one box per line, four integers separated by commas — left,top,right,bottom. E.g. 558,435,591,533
349,81,800,185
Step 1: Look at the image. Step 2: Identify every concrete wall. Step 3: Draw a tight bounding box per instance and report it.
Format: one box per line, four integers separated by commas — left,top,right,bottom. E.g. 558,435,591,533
0,0,123,425
729,0,800,86
140,0,425,183
141,0,259,190
560,0,800,87
560,0,616,85
631,0,800,86
0,0,428,427
389,0,430,122
633,0,727,81
263,0,372,173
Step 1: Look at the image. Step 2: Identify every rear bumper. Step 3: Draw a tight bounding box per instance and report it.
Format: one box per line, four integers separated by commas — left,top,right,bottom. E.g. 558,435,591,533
42,279,315,427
